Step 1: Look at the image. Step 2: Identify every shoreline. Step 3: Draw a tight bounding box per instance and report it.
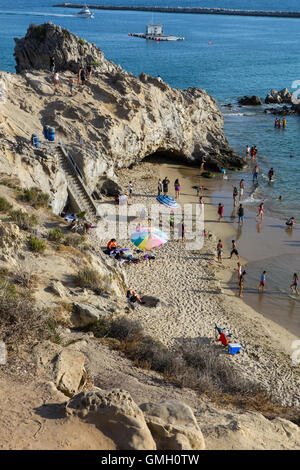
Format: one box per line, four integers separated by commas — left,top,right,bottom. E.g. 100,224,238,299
114,160,300,408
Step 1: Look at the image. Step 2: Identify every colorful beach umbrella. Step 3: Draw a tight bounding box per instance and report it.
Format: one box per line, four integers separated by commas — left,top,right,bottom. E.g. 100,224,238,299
131,226,168,250
156,195,180,209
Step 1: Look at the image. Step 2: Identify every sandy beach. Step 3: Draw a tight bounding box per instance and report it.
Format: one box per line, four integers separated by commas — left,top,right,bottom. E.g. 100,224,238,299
102,160,300,408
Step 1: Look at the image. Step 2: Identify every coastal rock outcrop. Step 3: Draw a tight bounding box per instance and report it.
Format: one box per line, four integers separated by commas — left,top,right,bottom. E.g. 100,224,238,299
65,388,157,450
140,400,205,450
14,22,118,75
265,88,293,104
10,22,244,180
238,95,262,106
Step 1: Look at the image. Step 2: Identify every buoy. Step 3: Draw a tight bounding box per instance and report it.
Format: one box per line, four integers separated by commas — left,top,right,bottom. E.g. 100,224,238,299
208,41,211,45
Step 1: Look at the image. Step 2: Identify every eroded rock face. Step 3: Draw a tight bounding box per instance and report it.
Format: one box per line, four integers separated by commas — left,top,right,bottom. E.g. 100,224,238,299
140,400,205,450
65,389,157,450
11,22,244,175
14,22,118,75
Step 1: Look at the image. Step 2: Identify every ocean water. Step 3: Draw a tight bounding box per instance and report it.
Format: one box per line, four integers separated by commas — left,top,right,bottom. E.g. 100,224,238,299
0,0,300,221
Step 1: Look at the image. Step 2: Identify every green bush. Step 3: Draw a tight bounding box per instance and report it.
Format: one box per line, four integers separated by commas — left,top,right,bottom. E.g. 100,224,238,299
28,236,47,254
48,227,64,242
91,61,100,67
19,188,49,209
9,210,38,230
0,196,12,212
63,234,86,247
78,38,85,46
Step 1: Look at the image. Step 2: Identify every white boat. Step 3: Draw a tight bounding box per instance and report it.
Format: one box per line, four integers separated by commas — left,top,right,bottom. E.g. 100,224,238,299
77,6,94,19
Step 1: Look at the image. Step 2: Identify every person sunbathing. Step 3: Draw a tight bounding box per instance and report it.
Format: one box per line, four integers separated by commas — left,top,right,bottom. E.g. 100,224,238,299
126,288,143,305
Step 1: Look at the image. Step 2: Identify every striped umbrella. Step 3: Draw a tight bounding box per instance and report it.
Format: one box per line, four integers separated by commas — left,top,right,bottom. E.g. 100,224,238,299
131,226,168,250
156,195,180,209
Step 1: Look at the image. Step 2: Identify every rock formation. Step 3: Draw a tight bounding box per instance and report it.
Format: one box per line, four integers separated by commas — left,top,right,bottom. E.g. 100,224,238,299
65,388,157,450
265,88,293,104
140,399,205,450
238,95,262,106
11,22,244,188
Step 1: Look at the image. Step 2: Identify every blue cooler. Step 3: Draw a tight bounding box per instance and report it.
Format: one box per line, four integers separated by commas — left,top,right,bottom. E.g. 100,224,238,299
43,125,50,140
33,135,39,148
228,343,241,355
31,133,38,144
48,127,55,142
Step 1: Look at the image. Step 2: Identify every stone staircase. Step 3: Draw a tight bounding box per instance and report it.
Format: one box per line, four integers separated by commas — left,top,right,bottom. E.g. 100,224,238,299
57,143,99,222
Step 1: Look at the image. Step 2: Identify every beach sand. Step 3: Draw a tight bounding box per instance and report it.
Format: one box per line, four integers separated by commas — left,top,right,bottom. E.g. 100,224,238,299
101,160,300,408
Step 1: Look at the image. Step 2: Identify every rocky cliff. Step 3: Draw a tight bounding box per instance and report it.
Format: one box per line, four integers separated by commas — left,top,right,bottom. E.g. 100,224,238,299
11,24,243,198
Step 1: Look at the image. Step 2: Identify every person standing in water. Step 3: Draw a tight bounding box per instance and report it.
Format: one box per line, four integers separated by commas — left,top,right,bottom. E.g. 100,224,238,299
256,202,264,221
290,273,299,296
268,168,275,182
239,179,245,201
238,203,244,225
258,271,267,293
253,165,259,184
246,145,250,157
233,186,238,207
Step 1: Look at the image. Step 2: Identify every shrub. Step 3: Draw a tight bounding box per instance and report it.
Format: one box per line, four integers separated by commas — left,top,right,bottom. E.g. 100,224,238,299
74,267,109,294
78,38,85,46
0,196,12,212
48,227,64,242
0,177,21,189
19,188,49,209
0,289,50,358
91,61,100,67
63,234,86,247
28,236,47,254
9,210,38,230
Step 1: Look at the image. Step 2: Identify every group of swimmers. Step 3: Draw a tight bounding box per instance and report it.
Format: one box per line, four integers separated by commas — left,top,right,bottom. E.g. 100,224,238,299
246,145,258,158
274,118,287,128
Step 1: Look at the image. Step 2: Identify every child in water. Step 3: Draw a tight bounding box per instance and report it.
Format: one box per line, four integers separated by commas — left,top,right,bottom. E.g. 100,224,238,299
258,271,267,293
290,273,299,296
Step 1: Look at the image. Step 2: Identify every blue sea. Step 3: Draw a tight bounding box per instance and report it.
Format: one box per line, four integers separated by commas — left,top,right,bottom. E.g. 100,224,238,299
0,0,300,220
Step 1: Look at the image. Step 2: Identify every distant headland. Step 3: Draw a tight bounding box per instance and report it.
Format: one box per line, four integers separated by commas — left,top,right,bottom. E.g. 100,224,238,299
53,4,300,19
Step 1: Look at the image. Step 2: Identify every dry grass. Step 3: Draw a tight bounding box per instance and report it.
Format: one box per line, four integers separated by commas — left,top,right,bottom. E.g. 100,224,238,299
9,209,38,230
18,188,49,209
82,315,300,425
74,267,110,294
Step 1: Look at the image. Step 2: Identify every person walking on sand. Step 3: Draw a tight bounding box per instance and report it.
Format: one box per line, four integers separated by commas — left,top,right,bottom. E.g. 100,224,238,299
238,203,244,225
217,203,224,222
258,271,267,293
256,202,264,221
217,239,223,263
290,273,299,296
199,196,204,215
237,262,242,282
157,179,162,196
230,240,239,259
239,179,245,201
174,179,181,198
78,66,86,86
178,222,185,242
50,55,55,73
239,270,246,297
129,181,133,199
162,177,170,196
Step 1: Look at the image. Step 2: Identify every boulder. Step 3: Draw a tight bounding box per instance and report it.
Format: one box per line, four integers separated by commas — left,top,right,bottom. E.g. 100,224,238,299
24,73,53,95
48,280,69,298
65,388,156,450
140,400,205,450
238,95,262,106
33,342,86,397
54,349,86,397
71,302,109,327
265,88,292,105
